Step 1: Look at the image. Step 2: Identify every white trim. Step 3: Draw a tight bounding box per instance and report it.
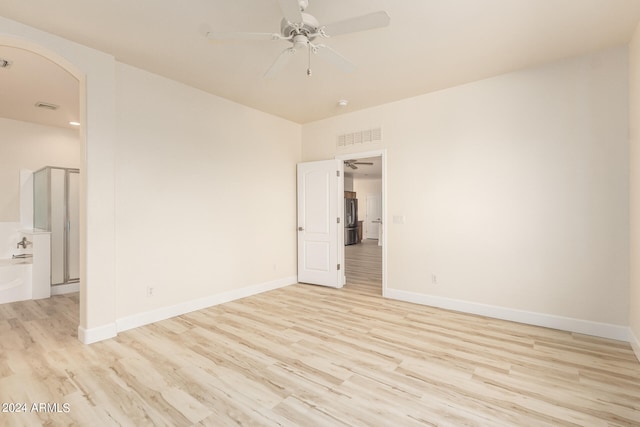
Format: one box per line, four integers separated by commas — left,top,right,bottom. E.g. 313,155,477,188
78,323,117,344
385,288,630,342
115,276,297,334
51,282,80,295
630,328,640,363
335,149,387,296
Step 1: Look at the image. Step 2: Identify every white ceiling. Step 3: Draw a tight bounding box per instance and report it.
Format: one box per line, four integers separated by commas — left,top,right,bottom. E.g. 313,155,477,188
344,157,382,179
0,45,79,129
1,0,640,126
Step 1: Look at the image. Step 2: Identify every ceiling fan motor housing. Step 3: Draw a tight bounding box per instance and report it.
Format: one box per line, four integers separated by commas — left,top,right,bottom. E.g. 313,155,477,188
281,12,319,43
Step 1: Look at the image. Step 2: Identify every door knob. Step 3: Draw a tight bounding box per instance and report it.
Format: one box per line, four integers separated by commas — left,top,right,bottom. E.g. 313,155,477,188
298,227,304,231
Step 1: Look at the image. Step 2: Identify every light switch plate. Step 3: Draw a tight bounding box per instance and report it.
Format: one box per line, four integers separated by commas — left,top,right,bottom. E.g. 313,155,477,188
393,215,405,224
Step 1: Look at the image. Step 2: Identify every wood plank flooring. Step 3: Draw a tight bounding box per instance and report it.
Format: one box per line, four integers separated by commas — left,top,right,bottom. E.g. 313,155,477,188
1,239,639,426
345,239,383,295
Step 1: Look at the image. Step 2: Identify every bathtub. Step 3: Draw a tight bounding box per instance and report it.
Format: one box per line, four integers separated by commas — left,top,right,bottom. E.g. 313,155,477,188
0,258,33,304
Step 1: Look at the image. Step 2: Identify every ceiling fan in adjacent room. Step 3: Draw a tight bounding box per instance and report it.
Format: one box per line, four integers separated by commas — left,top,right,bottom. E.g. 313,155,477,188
205,0,390,78
344,159,373,170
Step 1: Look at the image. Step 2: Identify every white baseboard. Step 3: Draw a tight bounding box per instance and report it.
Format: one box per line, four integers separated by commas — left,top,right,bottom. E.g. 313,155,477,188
115,276,297,334
630,328,640,363
78,322,117,344
385,288,630,342
51,282,79,296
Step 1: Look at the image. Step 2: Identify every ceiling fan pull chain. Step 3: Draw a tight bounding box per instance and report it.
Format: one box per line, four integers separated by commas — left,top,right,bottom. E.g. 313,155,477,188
307,42,312,76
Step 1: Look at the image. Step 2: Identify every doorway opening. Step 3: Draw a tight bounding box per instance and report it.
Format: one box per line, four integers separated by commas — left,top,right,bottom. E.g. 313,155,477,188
0,39,85,333
336,150,386,296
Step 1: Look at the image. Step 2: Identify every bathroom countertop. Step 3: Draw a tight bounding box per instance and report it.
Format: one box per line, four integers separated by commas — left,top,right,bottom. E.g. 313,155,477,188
0,258,33,265
20,228,51,235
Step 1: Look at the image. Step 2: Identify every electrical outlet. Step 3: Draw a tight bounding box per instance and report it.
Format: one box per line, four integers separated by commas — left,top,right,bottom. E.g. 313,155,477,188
147,286,154,297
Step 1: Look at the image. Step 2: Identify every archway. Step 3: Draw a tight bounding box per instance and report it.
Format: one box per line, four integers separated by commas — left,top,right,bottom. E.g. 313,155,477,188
0,36,87,339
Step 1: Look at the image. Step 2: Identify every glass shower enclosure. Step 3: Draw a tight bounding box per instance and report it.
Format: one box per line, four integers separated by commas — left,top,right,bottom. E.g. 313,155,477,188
33,166,80,286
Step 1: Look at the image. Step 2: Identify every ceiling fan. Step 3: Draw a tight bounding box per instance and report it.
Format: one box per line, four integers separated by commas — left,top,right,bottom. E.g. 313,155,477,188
344,159,373,170
205,0,390,78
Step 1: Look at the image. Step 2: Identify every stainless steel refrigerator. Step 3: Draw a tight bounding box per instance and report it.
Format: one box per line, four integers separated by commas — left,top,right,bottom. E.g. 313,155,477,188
345,198,358,245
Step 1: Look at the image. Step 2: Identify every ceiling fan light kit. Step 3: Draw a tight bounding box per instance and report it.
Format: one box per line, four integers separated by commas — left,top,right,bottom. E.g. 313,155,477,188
205,0,390,78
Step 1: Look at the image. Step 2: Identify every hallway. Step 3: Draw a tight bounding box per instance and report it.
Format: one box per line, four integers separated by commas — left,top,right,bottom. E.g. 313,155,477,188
345,239,382,295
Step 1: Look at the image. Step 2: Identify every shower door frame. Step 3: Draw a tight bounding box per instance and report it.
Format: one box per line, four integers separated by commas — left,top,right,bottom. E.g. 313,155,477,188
33,166,80,286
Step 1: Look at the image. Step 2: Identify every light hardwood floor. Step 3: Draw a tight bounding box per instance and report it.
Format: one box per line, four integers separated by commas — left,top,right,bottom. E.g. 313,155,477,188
1,239,639,426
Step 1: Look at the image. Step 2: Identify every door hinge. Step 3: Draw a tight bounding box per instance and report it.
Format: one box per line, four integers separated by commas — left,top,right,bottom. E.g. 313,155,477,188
337,170,340,177
337,264,341,271
337,217,341,224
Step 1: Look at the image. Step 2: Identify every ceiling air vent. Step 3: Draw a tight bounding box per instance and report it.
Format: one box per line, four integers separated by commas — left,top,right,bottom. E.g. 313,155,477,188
0,58,12,68
35,102,59,111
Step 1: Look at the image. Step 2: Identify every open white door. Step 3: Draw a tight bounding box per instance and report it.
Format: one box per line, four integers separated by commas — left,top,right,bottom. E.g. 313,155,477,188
297,159,344,287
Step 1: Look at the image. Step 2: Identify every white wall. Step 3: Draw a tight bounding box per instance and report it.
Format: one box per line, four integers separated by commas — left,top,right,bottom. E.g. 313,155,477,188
0,118,80,222
303,46,629,335
115,63,300,321
629,22,640,358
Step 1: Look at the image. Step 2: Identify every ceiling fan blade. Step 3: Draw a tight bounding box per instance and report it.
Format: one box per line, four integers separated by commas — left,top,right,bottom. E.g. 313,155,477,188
264,47,297,78
344,161,358,169
278,0,303,24
206,31,280,41
314,44,356,73
321,11,390,37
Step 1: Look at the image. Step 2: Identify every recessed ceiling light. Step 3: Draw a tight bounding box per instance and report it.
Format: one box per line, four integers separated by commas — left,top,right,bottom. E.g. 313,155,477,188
69,121,81,127
337,99,349,107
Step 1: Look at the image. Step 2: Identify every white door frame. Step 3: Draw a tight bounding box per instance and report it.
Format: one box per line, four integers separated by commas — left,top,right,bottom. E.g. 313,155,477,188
335,149,387,296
